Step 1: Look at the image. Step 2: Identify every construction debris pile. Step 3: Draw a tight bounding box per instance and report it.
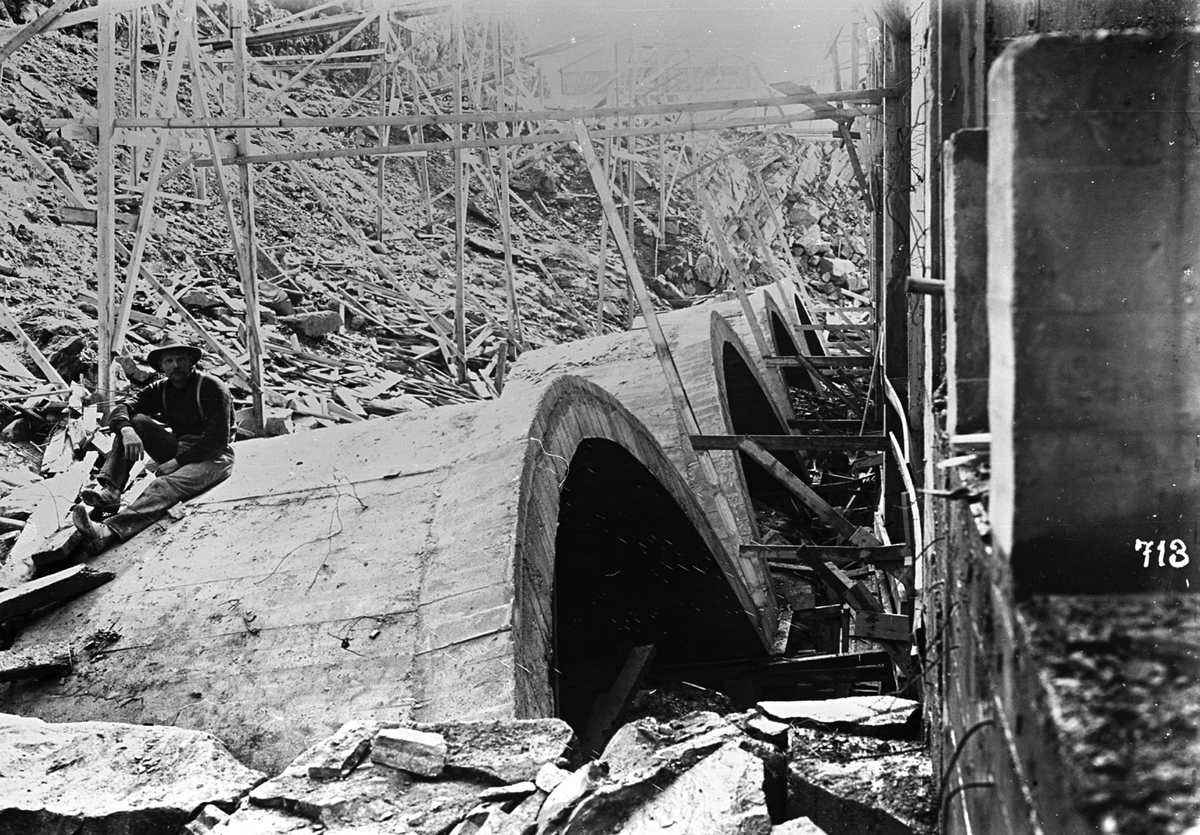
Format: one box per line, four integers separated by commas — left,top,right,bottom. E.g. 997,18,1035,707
0,694,933,835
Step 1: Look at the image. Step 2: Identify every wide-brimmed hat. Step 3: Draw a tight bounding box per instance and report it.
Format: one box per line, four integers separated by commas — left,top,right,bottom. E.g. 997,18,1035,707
147,334,202,371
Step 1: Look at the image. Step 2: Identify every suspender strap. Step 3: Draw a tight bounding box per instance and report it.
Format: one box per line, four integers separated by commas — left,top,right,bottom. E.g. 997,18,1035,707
161,373,208,423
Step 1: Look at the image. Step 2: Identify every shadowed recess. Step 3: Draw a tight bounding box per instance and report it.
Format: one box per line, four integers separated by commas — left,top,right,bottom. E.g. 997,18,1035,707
552,438,763,737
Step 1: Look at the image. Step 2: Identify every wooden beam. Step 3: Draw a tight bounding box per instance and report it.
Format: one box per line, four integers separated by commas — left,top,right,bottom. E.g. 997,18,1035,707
788,418,875,430
573,120,777,640
112,22,190,352
581,644,656,757
691,434,888,452
853,611,910,643
736,437,880,547
231,0,266,432
0,641,73,683
0,565,115,621
741,543,911,568
96,2,116,415
188,108,882,169
765,355,874,368
0,304,68,389
697,190,772,361
117,88,893,130
0,0,78,65
452,1,467,384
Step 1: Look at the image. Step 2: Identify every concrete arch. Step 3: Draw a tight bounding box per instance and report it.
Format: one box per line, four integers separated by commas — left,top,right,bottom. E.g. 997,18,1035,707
761,290,817,391
506,304,780,631
514,380,767,736
789,288,828,357
2,376,767,771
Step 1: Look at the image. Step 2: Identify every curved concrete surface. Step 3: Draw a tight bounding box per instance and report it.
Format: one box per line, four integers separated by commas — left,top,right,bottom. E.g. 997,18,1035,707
2,377,767,771
507,303,788,634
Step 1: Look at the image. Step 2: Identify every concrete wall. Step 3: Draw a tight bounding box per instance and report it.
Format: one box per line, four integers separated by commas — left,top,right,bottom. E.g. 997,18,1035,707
944,128,988,437
989,30,1200,595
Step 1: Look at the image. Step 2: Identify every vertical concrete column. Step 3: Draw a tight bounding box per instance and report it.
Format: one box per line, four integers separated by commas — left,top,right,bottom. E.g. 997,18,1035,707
989,32,1200,595
945,128,988,437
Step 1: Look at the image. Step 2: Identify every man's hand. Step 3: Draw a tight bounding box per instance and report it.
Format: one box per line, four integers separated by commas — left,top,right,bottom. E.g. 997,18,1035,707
120,426,144,461
157,458,181,476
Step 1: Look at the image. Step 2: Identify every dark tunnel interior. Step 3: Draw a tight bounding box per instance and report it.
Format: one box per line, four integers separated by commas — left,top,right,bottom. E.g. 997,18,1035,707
793,295,827,357
721,341,808,503
768,311,815,391
552,438,764,744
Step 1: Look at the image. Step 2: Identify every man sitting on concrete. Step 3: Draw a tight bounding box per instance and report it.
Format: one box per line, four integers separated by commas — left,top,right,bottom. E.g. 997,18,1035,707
73,334,235,553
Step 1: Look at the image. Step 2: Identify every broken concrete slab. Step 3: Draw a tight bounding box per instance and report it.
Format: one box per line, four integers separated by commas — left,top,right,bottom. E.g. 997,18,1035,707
742,713,791,747
787,728,935,835
288,719,377,781
536,760,607,832
413,718,576,784
758,696,919,738
600,710,740,778
0,712,265,834
372,727,447,777
535,762,570,794
622,742,771,835
248,760,489,833
478,781,536,802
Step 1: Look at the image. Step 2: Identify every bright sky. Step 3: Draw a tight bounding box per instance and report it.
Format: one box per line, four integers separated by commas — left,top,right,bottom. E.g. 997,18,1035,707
475,0,867,87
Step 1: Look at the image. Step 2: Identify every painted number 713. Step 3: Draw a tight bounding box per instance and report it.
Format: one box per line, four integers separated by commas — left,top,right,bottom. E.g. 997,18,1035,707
1136,539,1189,568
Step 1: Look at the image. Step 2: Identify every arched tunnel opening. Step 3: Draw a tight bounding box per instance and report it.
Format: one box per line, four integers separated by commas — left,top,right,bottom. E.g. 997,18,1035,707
793,294,827,357
721,341,808,509
552,438,764,748
768,310,816,391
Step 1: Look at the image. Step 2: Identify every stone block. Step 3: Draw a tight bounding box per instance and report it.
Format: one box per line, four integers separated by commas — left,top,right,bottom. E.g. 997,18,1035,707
412,718,576,784
279,309,342,338
286,719,377,781
988,31,1200,594
371,727,448,777
787,728,934,835
0,713,264,834
758,696,919,738
575,742,771,835
943,128,988,437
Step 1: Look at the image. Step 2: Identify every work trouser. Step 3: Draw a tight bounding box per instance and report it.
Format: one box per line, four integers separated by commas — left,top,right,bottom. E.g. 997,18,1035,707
99,414,234,541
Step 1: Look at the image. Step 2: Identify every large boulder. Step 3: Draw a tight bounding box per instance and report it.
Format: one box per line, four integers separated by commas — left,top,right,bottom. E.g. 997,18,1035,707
0,712,264,835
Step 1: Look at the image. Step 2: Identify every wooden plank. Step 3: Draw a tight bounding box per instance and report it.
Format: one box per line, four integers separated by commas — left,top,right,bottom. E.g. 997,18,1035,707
231,0,266,433
581,644,656,757
796,323,874,332
853,611,910,643
0,564,115,620
743,543,911,568
697,191,772,363
0,0,78,65
0,304,68,389
765,355,873,368
122,87,891,130
0,640,73,683
791,604,844,622
737,438,880,547
0,343,35,380
787,419,874,430
691,434,888,452
96,2,117,414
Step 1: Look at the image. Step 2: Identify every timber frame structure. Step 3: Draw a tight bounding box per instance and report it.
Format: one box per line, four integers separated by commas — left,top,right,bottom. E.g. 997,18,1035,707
3,0,891,426
1,0,933,755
